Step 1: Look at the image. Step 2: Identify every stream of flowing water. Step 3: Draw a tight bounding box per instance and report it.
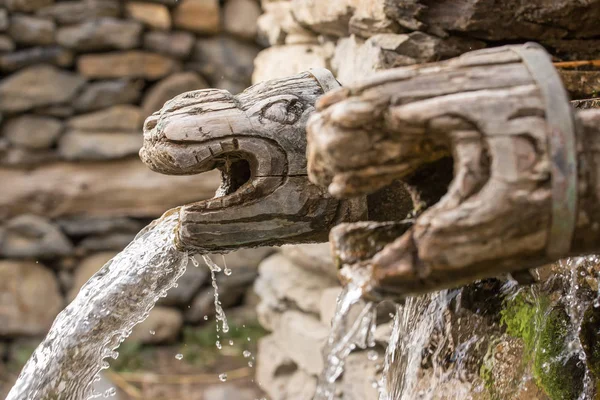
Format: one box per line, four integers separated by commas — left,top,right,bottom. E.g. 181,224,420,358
7,211,188,400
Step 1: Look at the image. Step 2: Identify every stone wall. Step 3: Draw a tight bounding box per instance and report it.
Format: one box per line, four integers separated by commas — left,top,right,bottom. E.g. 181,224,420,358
0,0,267,381
251,1,600,399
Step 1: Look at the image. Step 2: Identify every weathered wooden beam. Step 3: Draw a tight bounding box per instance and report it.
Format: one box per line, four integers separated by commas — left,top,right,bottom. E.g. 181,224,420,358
307,44,600,298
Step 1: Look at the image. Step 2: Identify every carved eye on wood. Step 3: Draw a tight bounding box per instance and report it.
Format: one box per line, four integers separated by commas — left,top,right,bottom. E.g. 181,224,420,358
260,98,304,125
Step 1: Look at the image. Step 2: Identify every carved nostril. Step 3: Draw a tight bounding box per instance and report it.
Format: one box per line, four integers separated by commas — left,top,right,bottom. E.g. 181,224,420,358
144,115,158,132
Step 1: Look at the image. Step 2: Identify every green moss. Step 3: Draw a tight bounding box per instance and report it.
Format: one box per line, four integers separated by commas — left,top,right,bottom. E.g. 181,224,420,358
533,306,585,400
499,291,585,400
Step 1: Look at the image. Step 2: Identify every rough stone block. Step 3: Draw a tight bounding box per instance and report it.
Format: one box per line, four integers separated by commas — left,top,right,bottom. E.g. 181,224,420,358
0,260,63,337
67,105,143,132
8,14,55,46
73,79,143,112
36,0,120,25
2,115,63,150
5,0,54,12
0,159,220,219
252,44,329,83
143,31,195,59
58,130,143,161
57,18,142,51
257,253,338,314
224,0,261,40
274,310,329,374
77,51,178,80
126,2,171,30
128,306,183,344
280,242,338,277
173,0,220,34
0,46,73,72
0,34,14,52
0,65,85,113
256,334,297,400
0,214,73,258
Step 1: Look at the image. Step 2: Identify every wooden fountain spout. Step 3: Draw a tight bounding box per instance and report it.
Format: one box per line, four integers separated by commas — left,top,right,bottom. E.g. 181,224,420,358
308,43,600,299
140,69,368,253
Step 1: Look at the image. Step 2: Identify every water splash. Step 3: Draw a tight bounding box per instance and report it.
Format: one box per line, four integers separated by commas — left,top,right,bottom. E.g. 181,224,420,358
7,212,187,400
314,266,377,400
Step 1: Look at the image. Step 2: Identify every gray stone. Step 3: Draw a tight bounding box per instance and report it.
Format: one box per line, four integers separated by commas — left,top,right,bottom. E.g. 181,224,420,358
143,31,195,59
73,79,143,112
257,253,338,314
0,35,14,52
58,131,143,161
291,0,353,37
2,115,63,150
67,105,143,132
5,0,54,12
192,36,259,83
37,0,120,25
78,51,178,80
159,263,209,306
0,9,8,31
333,32,485,85
56,216,145,237
77,232,136,252
274,310,329,374
57,18,142,51
8,15,55,46
254,280,284,331
340,351,382,400
0,260,63,337
0,65,86,113
0,214,73,258
68,252,116,300
252,44,329,83
128,306,183,344
223,0,261,40
280,243,338,277
172,0,220,34
141,72,209,117
256,334,297,400
0,159,220,220
257,1,317,46
0,46,73,72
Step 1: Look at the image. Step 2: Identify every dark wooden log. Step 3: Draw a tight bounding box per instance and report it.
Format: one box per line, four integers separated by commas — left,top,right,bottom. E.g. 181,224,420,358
306,44,600,298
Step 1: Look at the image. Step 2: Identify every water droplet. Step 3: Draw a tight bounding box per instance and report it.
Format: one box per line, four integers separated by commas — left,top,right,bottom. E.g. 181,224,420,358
203,315,209,321
216,341,222,350
243,350,252,358
218,373,227,382
149,330,156,335
175,353,183,360
368,350,379,361
247,337,251,342
248,361,254,368
103,387,116,397
229,340,234,346
224,268,232,276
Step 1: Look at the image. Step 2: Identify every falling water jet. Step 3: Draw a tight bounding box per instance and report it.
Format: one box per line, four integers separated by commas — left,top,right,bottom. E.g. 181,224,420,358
7,211,188,400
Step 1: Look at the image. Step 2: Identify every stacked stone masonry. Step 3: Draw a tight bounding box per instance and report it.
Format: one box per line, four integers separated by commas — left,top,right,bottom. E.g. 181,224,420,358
0,0,269,388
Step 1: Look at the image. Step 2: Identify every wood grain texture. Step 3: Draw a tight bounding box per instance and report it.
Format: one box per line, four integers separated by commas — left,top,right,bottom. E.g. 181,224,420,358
141,70,367,252
306,44,600,298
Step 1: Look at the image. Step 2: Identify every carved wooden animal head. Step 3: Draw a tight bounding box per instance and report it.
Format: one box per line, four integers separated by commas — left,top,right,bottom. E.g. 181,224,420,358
140,69,365,253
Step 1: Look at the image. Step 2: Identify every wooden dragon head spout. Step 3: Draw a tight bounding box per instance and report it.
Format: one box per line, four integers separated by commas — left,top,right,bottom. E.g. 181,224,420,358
140,69,365,253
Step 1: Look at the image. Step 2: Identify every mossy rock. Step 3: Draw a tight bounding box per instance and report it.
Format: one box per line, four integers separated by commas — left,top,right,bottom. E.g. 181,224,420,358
533,306,585,400
499,290,586,399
